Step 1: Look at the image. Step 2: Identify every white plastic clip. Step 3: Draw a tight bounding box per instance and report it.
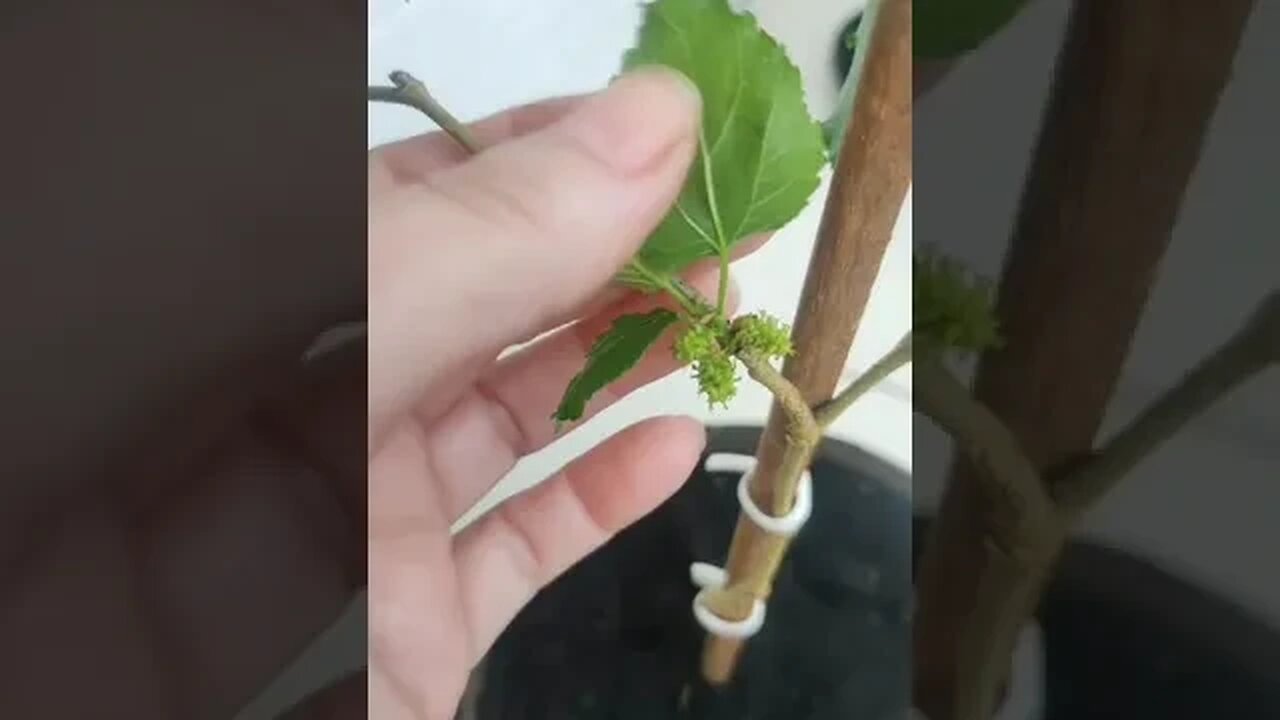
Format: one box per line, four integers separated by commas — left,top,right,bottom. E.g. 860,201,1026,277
689,562,766,639
689,453,815,639
737,466,813,536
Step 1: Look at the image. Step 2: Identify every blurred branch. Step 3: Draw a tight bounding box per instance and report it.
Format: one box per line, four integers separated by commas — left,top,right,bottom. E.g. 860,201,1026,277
368,70,480,153
914,359,1056,532
1057,290,1280,513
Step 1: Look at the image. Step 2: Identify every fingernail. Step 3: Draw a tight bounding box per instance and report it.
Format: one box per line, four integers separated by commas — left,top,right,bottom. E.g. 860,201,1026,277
558,67,702,175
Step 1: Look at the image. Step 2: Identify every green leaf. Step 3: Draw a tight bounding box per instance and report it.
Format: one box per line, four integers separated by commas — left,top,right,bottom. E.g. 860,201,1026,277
554,308,681,424
915,0,1028,59
619,0,827,284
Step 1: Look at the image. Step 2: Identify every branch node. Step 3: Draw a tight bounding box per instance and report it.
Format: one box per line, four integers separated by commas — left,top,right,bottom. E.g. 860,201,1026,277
1056,288,1280,513
813,331,913,429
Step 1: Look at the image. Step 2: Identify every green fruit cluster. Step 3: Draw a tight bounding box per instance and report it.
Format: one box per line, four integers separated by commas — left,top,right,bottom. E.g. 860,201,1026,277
673,311,794,408
691,354,739,408
673,322,721,365
914,249,1001,355
730,312,794,359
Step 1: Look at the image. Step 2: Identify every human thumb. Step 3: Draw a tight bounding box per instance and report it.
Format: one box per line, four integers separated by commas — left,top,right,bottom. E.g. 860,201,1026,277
368,68,701,447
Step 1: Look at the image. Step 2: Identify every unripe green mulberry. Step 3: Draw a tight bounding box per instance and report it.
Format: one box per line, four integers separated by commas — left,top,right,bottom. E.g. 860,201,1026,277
730,312,794,359
673,320,741,407
692,354,738,408
674,323,721,364
913,248,1001,355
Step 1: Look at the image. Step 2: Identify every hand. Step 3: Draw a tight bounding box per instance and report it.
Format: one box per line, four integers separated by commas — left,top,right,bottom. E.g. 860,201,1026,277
366,69,728,719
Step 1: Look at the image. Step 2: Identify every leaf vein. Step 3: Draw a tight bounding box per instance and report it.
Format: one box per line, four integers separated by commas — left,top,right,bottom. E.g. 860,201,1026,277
675,202,719,252
731,86,781,239
707,27,748,158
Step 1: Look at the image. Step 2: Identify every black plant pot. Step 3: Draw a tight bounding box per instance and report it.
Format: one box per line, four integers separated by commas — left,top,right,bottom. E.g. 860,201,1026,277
473,426,913,720
471,426,1280,719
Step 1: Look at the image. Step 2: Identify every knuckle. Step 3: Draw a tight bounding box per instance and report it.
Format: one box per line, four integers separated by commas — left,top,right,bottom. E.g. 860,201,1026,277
494,501,546,590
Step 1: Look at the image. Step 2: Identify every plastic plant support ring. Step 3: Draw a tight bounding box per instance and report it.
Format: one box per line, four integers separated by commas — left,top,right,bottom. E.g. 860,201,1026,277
690,561,767,639
689,453,814,639
736,466,813,536
707,451,815,537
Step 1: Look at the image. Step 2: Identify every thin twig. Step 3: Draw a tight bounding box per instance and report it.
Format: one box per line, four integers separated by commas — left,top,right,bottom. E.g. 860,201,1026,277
813,331,912,429
1056,290,1279,514
737,351,819,441
913,360,1057,533
368,70,480,153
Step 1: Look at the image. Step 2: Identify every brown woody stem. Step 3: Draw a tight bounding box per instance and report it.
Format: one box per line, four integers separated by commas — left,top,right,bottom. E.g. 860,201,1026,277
913,358,1065,719
698,0,911,685
739,352,819,435
915,358,1069,720
914,291,1276,719
737,351,821,500
913,289,1276,719
912,3,1258,717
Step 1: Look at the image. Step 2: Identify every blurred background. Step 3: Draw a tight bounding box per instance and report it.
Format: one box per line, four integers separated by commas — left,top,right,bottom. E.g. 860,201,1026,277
912,0,1279,629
